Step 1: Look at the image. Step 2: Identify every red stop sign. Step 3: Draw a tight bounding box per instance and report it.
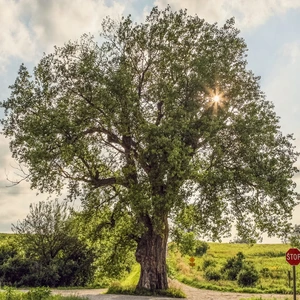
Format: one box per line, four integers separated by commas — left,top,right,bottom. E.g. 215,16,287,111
286,248,300,266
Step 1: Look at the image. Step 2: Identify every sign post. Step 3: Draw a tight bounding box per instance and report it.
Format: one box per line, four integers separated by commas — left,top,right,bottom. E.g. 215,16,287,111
189,257,195,267
286,248,300,300
293,265,296,300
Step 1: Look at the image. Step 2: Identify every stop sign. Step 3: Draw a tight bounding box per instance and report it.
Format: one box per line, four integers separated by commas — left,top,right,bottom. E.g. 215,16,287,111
286,248,300,266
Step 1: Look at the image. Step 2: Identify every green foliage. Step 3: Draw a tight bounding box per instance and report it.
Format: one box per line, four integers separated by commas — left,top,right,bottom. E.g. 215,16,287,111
120,264,140,286
174,231,196,257
194,240,210,257
8,200,95,287
204,267,221,281
252,251,285,257
181,276,291,294
168,242,293,294
219,251,260,286
73,209,137,286
2,287,22,300
1,5,299,291
166,262,177,279
107,282,186,298
288,224,300,248
221,252,245,280
0,288,88,300
26,288,51,300
260,267,271,278
202,258,216,270
172,229,209,257
237,262,260,287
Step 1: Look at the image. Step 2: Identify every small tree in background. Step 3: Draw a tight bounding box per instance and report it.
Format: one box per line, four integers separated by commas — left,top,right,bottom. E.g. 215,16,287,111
171,228,209,257
289,224,300,248
12,200,95,287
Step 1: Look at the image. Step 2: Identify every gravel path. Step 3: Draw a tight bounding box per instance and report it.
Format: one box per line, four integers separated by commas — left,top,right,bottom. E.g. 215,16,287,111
176,282,292,300
50,281,294,300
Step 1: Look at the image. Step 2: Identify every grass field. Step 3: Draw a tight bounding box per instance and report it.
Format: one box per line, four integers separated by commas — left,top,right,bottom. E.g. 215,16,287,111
119,242,298,295
167,242,298,294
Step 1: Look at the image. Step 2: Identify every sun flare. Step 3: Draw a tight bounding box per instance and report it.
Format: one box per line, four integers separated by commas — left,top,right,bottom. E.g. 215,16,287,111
212,95,220,103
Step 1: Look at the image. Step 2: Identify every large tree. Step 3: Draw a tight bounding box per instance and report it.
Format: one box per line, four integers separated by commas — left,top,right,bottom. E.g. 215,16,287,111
1,7,299,291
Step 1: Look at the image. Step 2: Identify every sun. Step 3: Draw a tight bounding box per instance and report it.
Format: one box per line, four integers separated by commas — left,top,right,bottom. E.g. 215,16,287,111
206,89,226,115
212,95,220,103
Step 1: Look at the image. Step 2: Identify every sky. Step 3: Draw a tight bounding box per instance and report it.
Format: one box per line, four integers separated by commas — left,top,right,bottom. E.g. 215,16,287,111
0,0,300,242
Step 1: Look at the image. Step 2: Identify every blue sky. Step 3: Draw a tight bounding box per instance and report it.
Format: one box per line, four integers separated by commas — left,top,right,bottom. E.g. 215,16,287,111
0,0,300,242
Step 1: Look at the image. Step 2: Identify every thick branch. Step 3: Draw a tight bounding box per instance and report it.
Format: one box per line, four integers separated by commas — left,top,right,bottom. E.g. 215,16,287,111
92,177,117,187
155,101,164,126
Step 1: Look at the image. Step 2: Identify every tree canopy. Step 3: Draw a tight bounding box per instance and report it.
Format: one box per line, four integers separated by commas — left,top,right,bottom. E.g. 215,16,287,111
1,6,299,290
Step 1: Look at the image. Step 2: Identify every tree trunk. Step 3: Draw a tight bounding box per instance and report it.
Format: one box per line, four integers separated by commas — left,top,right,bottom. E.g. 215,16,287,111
135,215,169,291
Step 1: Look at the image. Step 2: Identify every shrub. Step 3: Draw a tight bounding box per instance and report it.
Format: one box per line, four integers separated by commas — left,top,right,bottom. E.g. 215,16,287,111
204,267,222,281
194,241,209,257
26,287,51,300
237,263,260,287
166,261,177,279
3,287,18,300
221,251,245,280
260,267,271,278
202,258,216,271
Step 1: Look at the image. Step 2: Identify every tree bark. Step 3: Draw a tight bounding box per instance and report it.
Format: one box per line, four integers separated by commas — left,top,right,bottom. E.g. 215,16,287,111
135,215,169,291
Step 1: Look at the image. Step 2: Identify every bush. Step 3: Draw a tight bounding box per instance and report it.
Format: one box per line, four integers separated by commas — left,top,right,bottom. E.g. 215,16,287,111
26,287,51,300
202,258,216,271
194,241,209,257
237,263,260,287
204,267,222,281
260,267,271,278
8,201,96,287
221,252,245,280
166,261,177,279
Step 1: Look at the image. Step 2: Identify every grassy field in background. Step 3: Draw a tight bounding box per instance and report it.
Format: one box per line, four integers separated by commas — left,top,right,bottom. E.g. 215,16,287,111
168,242,297,294
120,242,297,295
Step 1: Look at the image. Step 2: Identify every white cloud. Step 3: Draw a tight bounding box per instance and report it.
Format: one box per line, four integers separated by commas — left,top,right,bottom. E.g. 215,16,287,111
0,0,36,70
264,41,300,133
281,41,300,63
23,0,125,51
0,0,126,72
154,0,300,29
0,133,47,229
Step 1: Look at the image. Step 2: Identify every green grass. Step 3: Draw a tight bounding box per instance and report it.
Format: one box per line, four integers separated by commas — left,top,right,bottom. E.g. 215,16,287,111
0,288,88,300
107,282,186,298
120,263,140,286
116,242,297,295
0,237,297,296
167,242,297,295
109,263,186,298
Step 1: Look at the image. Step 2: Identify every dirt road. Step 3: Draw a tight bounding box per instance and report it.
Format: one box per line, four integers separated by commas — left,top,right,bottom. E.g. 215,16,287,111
51,281,293,300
